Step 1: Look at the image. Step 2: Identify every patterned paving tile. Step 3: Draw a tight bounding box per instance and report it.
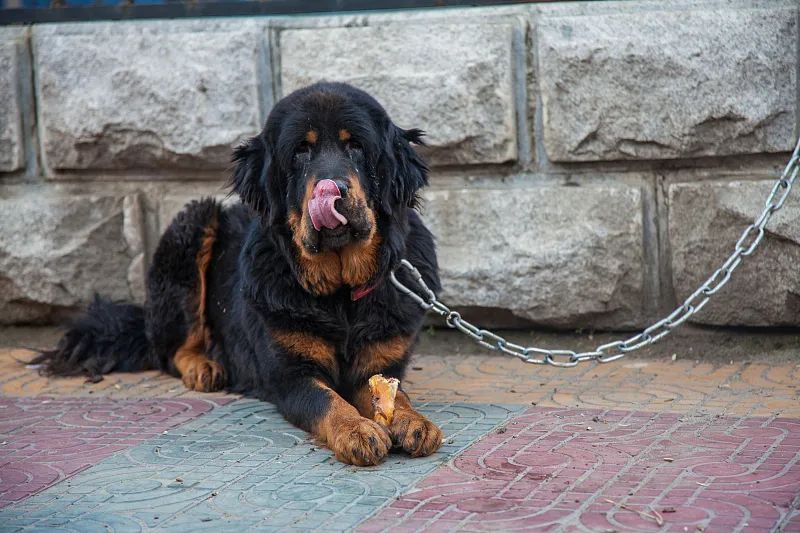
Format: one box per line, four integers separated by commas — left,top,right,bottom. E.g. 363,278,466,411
361,407,800,532
2,340,799,532
403,354,800,417
5,344,800,418
1,348,237,402
0,400,523,532
0,397,224,509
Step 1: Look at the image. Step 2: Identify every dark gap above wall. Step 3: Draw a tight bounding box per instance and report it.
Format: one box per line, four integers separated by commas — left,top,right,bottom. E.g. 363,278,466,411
0,0,570,25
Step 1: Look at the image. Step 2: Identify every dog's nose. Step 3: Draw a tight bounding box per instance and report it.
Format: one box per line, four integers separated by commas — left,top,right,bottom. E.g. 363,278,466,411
332,179,348,199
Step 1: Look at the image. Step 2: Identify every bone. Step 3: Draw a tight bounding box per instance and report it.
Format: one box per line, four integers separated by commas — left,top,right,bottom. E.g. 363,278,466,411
369,374,399,427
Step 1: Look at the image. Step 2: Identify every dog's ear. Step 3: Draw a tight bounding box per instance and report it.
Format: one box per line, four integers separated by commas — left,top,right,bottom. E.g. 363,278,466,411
229,135,281,225
377,125,429,215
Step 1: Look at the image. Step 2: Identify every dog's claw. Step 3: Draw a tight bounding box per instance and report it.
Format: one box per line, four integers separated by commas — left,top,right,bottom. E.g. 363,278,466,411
390,409,443,457
330,418,392,466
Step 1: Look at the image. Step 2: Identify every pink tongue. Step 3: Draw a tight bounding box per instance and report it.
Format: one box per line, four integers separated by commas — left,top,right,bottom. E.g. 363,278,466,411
308,179,348,231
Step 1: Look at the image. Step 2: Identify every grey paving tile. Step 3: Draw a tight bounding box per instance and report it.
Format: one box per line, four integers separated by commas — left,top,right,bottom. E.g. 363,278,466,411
0,401,523,531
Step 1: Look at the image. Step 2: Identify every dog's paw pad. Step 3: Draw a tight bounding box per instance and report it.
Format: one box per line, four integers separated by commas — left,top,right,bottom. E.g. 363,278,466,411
331,418,392,466
390,410,443,458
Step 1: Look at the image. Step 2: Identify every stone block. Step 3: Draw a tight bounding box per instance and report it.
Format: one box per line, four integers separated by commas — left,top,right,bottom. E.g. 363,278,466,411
422,184,644,328
668,180,800,326
0,41,23,172
0,193,145,323
34,25,264,171
280,23,517,165
538,8,797,161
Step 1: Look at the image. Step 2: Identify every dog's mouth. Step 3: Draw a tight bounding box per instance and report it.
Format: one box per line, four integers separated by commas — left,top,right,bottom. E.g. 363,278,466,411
318,224,351,250
296,177,374,254
308,179,348,232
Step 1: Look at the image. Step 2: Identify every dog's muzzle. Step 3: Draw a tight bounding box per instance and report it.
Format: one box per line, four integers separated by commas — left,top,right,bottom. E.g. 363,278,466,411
308,179,348,231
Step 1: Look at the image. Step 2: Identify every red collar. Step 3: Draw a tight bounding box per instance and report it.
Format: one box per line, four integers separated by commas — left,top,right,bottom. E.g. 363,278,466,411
351,281,379,301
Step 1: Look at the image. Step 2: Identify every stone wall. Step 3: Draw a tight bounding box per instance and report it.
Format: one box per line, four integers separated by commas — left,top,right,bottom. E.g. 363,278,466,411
0,0,798,328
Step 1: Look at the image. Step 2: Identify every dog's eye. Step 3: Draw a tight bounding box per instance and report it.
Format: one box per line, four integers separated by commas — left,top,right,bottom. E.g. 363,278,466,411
345,140,362,152
294,141,312,157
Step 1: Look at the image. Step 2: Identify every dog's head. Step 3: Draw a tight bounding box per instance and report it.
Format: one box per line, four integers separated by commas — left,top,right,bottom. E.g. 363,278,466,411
230,82,428,258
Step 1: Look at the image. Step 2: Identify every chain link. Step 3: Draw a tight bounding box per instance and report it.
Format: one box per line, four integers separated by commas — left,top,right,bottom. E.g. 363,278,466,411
389,136,800,367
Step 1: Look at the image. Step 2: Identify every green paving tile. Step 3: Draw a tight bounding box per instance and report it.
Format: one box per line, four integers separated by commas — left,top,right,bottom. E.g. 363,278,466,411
0,400,523,531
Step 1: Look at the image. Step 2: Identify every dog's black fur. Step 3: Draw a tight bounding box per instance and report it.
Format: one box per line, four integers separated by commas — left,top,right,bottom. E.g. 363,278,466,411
32,82,443,466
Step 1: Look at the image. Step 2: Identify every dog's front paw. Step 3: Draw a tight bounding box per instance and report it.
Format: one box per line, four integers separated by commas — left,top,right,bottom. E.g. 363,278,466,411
390,409,443,457
330,417,392,466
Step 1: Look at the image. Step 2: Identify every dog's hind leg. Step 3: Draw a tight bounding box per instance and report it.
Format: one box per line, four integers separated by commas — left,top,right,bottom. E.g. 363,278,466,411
173,325,225,392
146,198,225,392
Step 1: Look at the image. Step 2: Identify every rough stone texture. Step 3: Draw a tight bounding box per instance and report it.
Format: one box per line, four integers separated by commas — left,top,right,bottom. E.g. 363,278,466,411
669,180,800,326
538,8,797,161
0,193,145,324
280,24,517,166
157,193,237,233
0,41,23,172
34,28,263,171
0,5,797,328
123,195,148,303
422,185,644,328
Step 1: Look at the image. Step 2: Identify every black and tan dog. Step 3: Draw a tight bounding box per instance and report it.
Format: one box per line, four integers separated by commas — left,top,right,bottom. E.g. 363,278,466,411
33,82,443,466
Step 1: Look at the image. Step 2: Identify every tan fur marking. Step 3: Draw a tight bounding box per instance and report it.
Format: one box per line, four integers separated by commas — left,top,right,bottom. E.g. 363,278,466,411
173,214,224,392
353,381,443,458
388,387,443,457
195,215,218,328
272,329,338,376
356,336,412,378
338,129,351,142
287,178,343,295
287,209,343,296
340,176,380,287
312,379,391,466
286,174,379,294
305,130,318,144
345,172,369,206
312,379,359,444
394,388,414,411
341,232,381,287
352,384,375,420
174,326,205,373
174,325,224,392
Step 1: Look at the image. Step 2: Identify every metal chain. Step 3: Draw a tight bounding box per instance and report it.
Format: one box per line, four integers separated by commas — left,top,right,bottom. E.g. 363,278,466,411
390,136,800,368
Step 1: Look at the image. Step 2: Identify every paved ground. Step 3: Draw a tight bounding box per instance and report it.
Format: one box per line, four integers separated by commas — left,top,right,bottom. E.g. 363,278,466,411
0,327,799,531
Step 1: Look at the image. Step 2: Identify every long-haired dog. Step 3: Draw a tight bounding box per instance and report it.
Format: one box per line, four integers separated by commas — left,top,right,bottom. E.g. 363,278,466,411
33,82,443,466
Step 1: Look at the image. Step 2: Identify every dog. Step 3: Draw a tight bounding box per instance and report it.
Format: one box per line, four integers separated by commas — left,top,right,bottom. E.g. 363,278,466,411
32,82,443,466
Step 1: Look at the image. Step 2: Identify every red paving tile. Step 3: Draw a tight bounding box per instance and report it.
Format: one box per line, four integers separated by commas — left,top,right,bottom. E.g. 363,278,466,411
360,407,800,532
0,396,227,508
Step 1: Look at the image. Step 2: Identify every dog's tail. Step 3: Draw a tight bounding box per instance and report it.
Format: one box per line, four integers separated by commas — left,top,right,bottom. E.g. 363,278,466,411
29,295,157,381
